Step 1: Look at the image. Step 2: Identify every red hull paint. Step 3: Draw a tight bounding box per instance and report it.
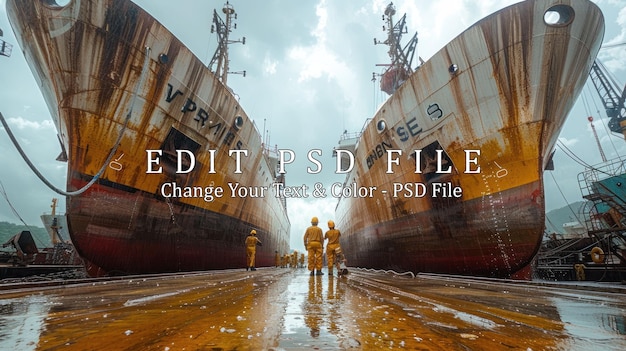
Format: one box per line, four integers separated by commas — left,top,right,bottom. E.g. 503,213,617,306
67,175,277,275
334,0,604,279
6,0,291,276
343,182,544,278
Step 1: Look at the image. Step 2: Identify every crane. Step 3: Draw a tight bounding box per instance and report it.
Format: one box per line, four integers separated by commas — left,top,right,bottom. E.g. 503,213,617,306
588,45,626,138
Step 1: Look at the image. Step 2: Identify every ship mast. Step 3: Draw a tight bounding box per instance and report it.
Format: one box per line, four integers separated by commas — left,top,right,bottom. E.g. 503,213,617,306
374,2,418,95
208,1,246,86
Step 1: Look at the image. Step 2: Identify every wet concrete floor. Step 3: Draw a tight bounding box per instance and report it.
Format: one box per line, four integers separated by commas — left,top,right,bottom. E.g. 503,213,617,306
0,268,625,350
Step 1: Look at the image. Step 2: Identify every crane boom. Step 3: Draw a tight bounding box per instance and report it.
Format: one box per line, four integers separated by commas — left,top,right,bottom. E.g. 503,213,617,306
588,60,626,138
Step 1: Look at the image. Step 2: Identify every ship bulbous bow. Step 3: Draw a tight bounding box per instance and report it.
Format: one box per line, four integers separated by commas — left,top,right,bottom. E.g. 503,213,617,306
6,0,291,275
335,0,604,279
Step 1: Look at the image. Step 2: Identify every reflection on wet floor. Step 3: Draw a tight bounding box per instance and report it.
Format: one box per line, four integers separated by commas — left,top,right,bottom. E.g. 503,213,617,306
0,295,51,349
551,293,626,350
0,268,625,350
279,272,358,349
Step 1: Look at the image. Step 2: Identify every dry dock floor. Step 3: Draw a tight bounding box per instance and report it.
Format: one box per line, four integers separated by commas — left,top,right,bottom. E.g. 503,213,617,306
1,268,625,350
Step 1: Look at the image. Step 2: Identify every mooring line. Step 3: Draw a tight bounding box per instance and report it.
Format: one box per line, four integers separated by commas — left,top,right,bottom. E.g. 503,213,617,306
0,47,152,196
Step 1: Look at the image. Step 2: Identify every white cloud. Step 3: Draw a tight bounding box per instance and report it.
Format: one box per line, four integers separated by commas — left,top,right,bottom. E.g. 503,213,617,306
286,0,352,84
7,116,54,130
263,53,277,75
557,136,579,148
596,0,626,73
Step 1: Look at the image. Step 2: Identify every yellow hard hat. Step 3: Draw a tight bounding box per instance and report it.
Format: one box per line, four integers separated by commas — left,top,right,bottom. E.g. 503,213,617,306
311,217,318,224
328,220,335,228
250,229,257,235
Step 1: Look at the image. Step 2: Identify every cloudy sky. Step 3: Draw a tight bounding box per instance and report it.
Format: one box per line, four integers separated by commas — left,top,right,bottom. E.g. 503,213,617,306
0,0,625,252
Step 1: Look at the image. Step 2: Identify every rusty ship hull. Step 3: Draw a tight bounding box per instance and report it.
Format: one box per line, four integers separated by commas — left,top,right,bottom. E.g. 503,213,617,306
7,0,290,275
335,0,604,278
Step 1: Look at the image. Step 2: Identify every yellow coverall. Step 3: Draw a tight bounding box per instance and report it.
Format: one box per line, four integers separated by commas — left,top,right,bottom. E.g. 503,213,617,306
245,234,261,269
303,224,324,272
324,228,341,273
291,251,298,268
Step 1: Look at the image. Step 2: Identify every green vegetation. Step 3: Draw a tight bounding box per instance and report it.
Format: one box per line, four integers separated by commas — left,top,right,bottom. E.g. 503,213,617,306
0,221,52,249
545,201,587,234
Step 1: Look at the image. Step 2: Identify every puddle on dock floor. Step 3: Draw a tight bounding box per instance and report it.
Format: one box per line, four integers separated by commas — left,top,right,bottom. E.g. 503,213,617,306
0,269,625,350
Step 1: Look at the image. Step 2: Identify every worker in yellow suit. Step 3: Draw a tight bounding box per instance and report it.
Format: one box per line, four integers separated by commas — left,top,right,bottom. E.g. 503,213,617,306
303,216,324,275
324,220,341,276
283,254,290,268
291,250,298,268
245,229,262,271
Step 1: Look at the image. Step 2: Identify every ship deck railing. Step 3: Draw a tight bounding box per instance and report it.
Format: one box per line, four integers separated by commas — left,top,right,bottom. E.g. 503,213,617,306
340,118,373,142
338,131,362,143
334,118,372,155
577,156,626,199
